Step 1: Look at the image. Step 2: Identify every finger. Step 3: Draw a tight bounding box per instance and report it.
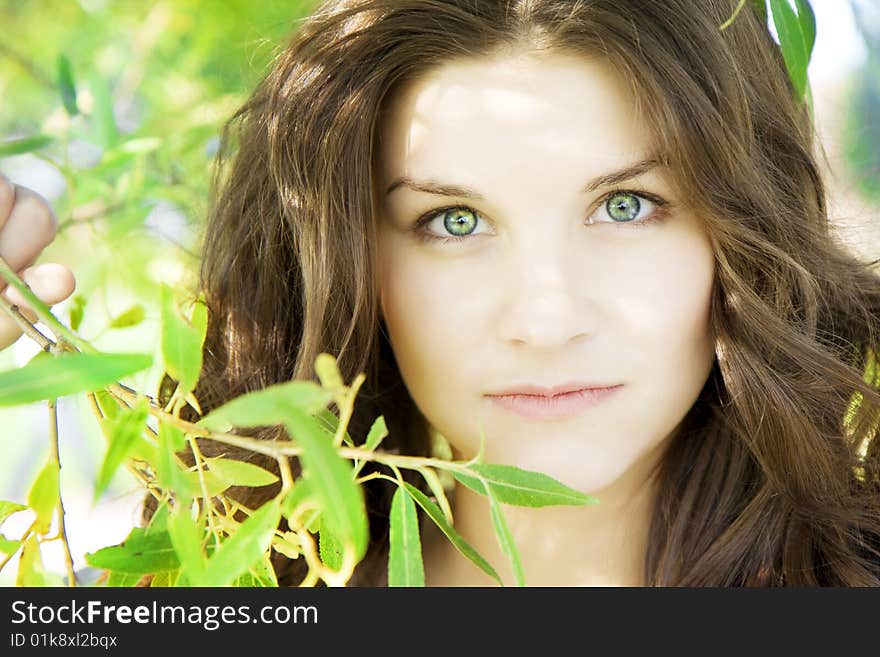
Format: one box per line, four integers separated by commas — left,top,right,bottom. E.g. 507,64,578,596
0,312,25,350
4,263,76,320
0,185,58,274
0,173,13,229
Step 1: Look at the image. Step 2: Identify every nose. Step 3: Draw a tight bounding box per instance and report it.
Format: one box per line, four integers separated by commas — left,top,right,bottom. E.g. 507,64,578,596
497,233,596,349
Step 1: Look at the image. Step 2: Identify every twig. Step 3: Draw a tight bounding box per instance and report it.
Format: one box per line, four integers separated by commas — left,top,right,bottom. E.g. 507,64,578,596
47,399,76,587
0,294,56,352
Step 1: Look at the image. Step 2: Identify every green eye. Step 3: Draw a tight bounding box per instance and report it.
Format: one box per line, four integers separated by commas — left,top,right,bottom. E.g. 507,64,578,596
443,208,478,236
605,193,641,222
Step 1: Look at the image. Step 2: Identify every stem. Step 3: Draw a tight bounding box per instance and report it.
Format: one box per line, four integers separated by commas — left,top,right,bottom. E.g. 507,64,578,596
0,294,56,352
47,399,76,587
332,373,365,448
186,434,221,549
719,0,748,30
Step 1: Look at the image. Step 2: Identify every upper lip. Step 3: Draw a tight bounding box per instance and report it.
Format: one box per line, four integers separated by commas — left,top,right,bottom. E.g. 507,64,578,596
485,382,623,397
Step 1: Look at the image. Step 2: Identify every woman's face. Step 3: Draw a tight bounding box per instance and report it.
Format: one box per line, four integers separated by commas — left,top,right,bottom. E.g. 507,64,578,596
376,51,716,493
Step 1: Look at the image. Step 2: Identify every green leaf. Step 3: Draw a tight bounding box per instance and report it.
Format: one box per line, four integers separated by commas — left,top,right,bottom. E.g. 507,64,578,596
108,304,146,329
86,527,180,574
483,481,525,587
452,463,599,508
388,485,424,587
0,135,54,157
17,536,48,586
167,510,207,586
284,407,368,560
314,352,344,390
27,462,58,534
402,482,501,585
89,73,118,150
0,536,21,555
69,295,87,331
794,0,816,61
156,422,192,503
0,500,28,526
0,351,152,406
314,407,354,446
197,500,281,587
95,400,149,499
769,0,809,99
208,458,279,488
197,381,332,432
750,0,768,23
318,524,343,571
57,54,78,116
281,479,320,532
186,469,230,498
363,415,388,451
234,553,279,587
119,137,162,154
105,571,145,587
160,286,208,394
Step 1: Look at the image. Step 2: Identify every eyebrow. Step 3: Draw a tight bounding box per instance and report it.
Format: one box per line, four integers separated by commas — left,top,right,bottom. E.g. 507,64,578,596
384,157,662,199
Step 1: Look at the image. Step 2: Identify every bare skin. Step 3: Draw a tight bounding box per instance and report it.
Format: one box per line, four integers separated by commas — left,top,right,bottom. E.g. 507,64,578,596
0,172,75,349
376,51,717,585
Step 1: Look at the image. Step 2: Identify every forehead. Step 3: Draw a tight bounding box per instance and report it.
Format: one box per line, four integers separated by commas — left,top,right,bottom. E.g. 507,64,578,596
377,51,655,187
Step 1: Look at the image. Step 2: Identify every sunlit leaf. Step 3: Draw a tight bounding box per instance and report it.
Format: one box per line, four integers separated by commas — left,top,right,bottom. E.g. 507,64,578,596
160,285,208,394
483,481,525,587
27,462,58,534
108,304,146,329
388,485,424,587
197,500,281,587
314,352,344,390
0,352,152,406
402,482,501,585
207,458,279,488
453,463,599,508
58,54,78,116
167,509,206,586
363,415,388,451
284,407,368,560
0,500,28,526
318,523,343,571
95,399,149,499
86,528,180,574
0,135,54,157
769,0,809,99
89,73,118,150
197,381,332,432
69,295,87,331
16,536,48,587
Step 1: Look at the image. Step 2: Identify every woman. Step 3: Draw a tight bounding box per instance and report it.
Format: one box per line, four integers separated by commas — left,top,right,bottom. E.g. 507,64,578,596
2,0,879,586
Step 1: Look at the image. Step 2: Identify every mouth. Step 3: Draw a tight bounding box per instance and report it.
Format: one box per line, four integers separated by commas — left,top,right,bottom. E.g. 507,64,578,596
486,385,623,421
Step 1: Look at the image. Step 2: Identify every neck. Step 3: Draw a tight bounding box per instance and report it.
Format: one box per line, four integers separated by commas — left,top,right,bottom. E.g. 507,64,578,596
423,446,663,587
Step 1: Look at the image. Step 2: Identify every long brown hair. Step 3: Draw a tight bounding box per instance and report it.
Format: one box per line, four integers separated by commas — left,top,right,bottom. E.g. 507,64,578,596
149,0,880,586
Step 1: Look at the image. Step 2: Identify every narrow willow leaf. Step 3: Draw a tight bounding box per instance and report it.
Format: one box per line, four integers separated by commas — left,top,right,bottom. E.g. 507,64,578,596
284,406,368,560
402,482,501,585
388,485,424,587
0,352,152,406
750,0,768,23
363,415,388,451
160,286,207,394
769,0,809,99
167,510,206,586
186,469,229,498
197,381,332,432
120,137,162,154
57,54,78,116
483,482,525,587
208,458,279,488
105,571,144,587
69,295,86,331
89,73,118,149
418,467,454,525
281,479,320,533
235,553,278,587
108,304,146,329
95,400,149,499
314,407,354,446
0,536,21,555
17,536,48,587
793,0,816,61
86,528,180,574
199,500,281,587
0,135,54,157
0,500,27,526
318,524,343,571
27,462,58,534
453,463,599,508
150,570,179,587
314,352,344,390
157,422,192,504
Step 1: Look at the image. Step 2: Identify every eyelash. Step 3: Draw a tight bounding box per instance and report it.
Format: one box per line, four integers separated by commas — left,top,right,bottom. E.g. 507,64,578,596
411,189,671,245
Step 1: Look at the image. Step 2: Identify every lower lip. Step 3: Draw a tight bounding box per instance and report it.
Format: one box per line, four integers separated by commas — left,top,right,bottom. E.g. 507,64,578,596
487,386,623,421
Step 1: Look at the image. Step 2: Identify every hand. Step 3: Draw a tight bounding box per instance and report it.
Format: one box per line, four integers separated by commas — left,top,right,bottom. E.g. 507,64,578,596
0,173,76,351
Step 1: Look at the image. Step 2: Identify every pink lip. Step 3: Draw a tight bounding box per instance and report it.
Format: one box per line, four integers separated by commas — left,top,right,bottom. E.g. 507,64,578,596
486,385,623,421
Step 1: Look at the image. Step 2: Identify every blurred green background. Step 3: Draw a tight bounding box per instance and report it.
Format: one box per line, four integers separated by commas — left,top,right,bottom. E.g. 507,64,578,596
0,0,877,584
